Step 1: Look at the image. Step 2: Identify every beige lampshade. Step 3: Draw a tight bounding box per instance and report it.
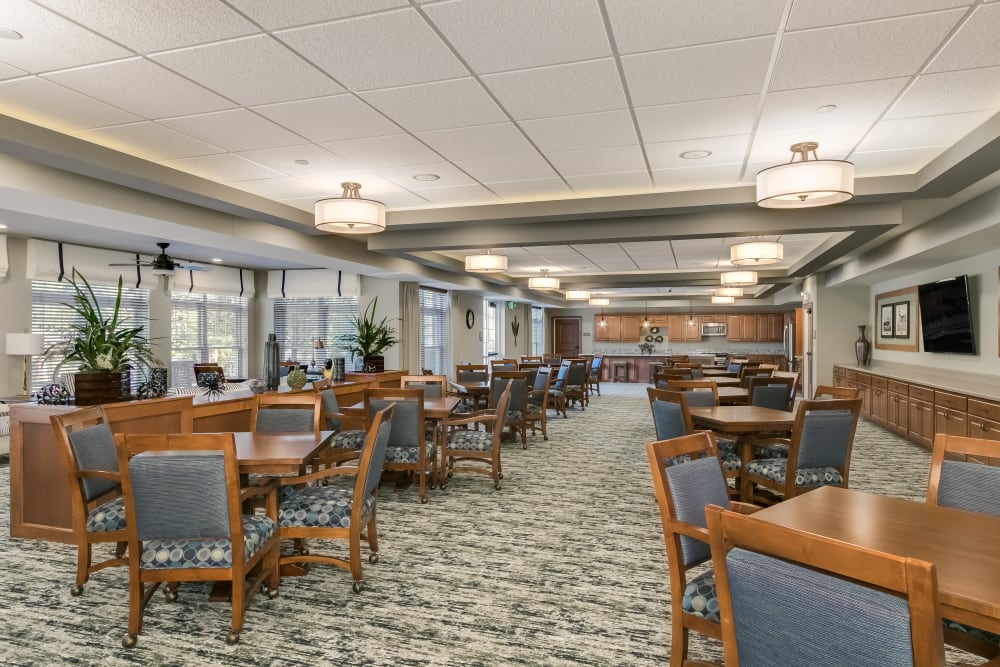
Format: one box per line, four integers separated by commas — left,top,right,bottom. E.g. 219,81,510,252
5,332,43,355
716,287,744,297
465,251,508,273
528,269,560,290
730,241,783,266
565,290,591,300
711,295,735,304
721,271,758,287
756,142,854,209
315,182,386,234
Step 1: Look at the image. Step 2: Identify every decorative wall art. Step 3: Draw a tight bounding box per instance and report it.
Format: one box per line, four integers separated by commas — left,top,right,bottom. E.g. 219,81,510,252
874,286,919,352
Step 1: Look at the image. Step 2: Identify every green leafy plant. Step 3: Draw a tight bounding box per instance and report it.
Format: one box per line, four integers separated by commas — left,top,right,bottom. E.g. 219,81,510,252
55,268,159,374
338,297,399,361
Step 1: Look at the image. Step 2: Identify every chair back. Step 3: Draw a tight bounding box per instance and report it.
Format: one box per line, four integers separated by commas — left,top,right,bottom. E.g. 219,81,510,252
278,360,299,377
51,406,120,504
457,364,488,383
667,379,719,407
490,359,518,372
401,374,446,399
565,361,587,387
788,398,862,472
927,434,1000,516
493,382,513,433
771,371,799,402
359,406,396,498
520,355,542,364
551,360,571,389
646,387,695,436
311,379,342,430
254,392,321,432
532,366,552,392
491,371,528,413
814,385,861,400
739,367,773,388
193,363,226,386
542,355,562,365
364,388,424,448
589,355,603,375
706,505,945,667
675,362,704,379
748,376,795,411
655,368,694,388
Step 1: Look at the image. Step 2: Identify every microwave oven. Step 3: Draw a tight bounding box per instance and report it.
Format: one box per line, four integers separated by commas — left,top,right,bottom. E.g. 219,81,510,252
701,321,727,336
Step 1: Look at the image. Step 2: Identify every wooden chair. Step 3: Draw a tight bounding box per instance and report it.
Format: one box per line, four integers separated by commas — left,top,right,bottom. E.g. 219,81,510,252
741,398,862,505
547,360,570,419
525,365,552,441
645,432,759,667
814,384,861,399
491,371,529,446
541,355,562,365
438,383,512,490
278,360,299,377
747,376,795,412
655,368,694,388
666,379,720,407
50,406,129,596
454,364,489,410
490,358,518,372
520,355,542,364
310,379,367,469
364,388,436,503
193,363,226,385
401,374,447,399
771,370,800,402
926,434,1000,660
563,360,589,410
674,362,704,379
114,432,280,647
264,405,395,594
587,354,603,396
738,365,773,389
253,392,321,433
706,504,946,667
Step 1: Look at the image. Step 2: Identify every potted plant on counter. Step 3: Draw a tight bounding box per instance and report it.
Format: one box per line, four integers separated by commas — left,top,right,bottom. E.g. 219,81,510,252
338,297,399,373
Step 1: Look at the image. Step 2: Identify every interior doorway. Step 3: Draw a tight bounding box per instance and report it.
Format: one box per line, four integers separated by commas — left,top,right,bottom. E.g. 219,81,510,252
552,317,582,358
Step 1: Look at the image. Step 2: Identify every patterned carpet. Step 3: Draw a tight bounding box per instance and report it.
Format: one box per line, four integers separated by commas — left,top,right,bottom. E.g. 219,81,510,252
0,384,977,665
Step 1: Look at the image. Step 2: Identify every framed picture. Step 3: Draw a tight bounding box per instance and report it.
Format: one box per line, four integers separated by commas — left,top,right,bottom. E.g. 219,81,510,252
881,304,894,337
894,302,909,339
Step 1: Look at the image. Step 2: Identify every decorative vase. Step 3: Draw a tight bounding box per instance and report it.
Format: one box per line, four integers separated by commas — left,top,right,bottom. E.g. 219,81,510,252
362,355,385,373
855,325,871,365
333,357,346,382
286,369,308,391
74,370,131,406
264,333,280,391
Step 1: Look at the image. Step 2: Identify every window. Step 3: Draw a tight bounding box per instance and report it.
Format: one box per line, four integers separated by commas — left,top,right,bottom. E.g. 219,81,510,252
171,291,248,387
31,280,150,393
273,296,358,369
484,301,499,361
418,287,449,374
530,306,545,356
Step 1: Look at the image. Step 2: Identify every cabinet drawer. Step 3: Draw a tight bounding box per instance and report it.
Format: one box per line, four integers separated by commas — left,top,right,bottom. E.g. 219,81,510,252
968,399,1000,422
936,391,967,411
887,379,908,395
871,376,888,390
909,385,934,402
844,369,858,381
857,373,871,386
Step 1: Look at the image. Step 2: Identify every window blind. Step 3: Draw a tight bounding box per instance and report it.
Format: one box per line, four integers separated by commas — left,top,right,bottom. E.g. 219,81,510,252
484,301,498,360
31,280,150,393
531,306,545,355
418,287,449,375
273,297,359,368
171,291,248,387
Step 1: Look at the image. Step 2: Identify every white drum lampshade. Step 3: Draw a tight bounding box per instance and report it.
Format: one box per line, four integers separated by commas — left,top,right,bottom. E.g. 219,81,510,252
315,182,386,234
756,142,854,209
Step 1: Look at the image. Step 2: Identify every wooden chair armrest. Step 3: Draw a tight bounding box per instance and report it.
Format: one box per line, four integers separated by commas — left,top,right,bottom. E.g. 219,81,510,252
329,411,364,431
440,411,497,428
729,501,761,515
76,470,120,481
673,520,710,541
260,465,360,488
241,478,278,500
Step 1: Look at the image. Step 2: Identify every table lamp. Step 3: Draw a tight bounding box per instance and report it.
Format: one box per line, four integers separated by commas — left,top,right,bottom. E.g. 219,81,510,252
6,332,45,397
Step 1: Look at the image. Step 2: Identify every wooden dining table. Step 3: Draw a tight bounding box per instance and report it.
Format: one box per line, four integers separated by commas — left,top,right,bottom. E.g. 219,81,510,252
753,486,1000,635
456,381,491,409
716,386,749,405
344,396,461,420
703,368,738,377
709,376,741,387
233,431,336,475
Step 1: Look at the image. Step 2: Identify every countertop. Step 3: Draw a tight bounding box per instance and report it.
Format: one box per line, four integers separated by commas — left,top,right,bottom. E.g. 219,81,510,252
836,360,1000,403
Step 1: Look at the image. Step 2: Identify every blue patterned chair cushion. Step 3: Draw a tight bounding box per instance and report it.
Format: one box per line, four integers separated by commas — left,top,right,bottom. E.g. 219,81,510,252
566,384,583,391
682,570,720,622
744,458,843,487
385,442,436,464
547,388,564,397
526,403,543,415
445,430,493,451
86,495,126,532
944,619,1000,646
139,515,275,570
716,437,737,453
754,442,790,459
278,486,374,528
453,403,476,414
506,410,523,421
332,429,366,450
719,451,741,472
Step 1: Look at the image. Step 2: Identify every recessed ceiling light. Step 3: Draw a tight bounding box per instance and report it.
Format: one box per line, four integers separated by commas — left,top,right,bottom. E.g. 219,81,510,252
294,159,309,165
413,173,440,182
680,150,712,160
817,104,838,114
211,258,223,263
0,28,22,40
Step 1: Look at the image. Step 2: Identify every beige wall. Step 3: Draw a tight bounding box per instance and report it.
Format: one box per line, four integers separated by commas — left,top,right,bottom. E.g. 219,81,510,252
0,236,32,396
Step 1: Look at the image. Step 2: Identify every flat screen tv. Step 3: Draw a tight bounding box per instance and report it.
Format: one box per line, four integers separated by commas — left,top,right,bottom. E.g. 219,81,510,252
917,275,976,355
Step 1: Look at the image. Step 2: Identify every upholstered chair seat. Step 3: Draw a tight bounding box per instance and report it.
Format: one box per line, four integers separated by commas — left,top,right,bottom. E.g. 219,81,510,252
444,429,493,452
332,430,367,449
139,515,276,570
277,485,376,529
743,458,844,487
682,570,720,622
384,441,436,464
85,496,127,533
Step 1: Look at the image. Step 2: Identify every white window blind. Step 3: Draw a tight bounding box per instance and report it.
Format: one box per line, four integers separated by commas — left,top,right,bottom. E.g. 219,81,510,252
531,306,545,355
484,301,498,360
418,287,449,375
171,291,248,387
273,297,359,368
31,280,150,393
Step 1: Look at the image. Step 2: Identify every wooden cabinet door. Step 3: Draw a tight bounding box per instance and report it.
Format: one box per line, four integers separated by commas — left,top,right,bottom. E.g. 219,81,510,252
727,315,744,341
620,315,641,341
684,315,701,341
763,313,783,341
935,406,968,438
667,315,685,340
859,384,872,417
605,315,622,341
870,386,888,424
887,391,908,434
968,416,1000,443
908,398,934,448
594,316,609,341
741,314,759,342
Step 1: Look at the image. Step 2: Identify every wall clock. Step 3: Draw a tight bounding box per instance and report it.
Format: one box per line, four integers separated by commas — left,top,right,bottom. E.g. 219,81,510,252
466,308,475,329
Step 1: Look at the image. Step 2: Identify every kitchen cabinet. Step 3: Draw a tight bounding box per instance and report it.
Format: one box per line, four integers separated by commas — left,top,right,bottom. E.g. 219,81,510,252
934,391,968,438
757,313,783,342
620,315,641,341
886,379,908,436
870,377,888,425
595,315,621,341
726,315,745,341
667,314,701,341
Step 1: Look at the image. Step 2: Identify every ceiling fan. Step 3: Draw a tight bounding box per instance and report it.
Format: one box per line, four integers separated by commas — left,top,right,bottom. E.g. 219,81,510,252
109,242,210,276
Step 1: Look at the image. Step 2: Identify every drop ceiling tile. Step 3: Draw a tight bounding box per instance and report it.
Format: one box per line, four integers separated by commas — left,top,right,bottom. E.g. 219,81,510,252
161,154,284,181
748,123,872,163
646,135,749,170
373,190,433,209
851,146,948,176
236,145,354,176
482,59,626,120
44,58,236,119
414,184,499,205
362,78,507,132
786,0,971,30
322,134,442,168
0,0,131,72
0,63,26,81
929,4,1000,72
860,111,993,152
299,172,402,196
0,76,141,131
151,36,344,107
422,0,610,72
376,162,476,189
487,178,572,200
229,177,328,199
622,37,774,107
37,0,257,52
159,109,306,152
417,123,537,162
520,110,638,152
458,154,556,183
227,0,408,30
276,8,468,90
546,145,646,177
636,95,758,143
887,66,1000,118
758,79,909,131
566,171,652,194
72,121,222,161
606,0,785,53
651,163,744,190
253,95,401,142
770,11,965,91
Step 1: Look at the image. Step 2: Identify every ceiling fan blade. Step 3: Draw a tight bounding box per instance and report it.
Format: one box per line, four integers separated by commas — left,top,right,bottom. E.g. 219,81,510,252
176,263,211,272
108,261,151,266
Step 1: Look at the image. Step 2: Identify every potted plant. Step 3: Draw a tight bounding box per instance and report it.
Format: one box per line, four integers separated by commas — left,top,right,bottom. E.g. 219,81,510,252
56,269,159,405
338,297,399,373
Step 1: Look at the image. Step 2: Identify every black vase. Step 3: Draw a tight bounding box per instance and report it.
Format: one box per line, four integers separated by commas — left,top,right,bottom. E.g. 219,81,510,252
855,325,871,365
264,333,280,391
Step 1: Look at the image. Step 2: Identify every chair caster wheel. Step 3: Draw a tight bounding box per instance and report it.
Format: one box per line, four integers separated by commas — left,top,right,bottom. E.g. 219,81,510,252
122,635,137,648
498,473,504,479
420,496,428,504
70,585,84,597
494,483,502,490
226,631,240,645
268,587,280,599
299,547,310,556
165,589,178,603
369,552,379,564
352,580,363,593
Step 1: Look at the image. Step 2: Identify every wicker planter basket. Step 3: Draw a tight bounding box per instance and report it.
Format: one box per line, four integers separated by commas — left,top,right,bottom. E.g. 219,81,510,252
74,371,131,406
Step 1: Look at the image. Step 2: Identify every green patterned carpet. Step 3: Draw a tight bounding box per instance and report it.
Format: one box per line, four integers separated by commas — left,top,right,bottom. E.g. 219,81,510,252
0,384,976,665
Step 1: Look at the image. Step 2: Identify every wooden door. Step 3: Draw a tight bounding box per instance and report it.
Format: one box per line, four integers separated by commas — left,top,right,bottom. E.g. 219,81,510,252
553,317,582,358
